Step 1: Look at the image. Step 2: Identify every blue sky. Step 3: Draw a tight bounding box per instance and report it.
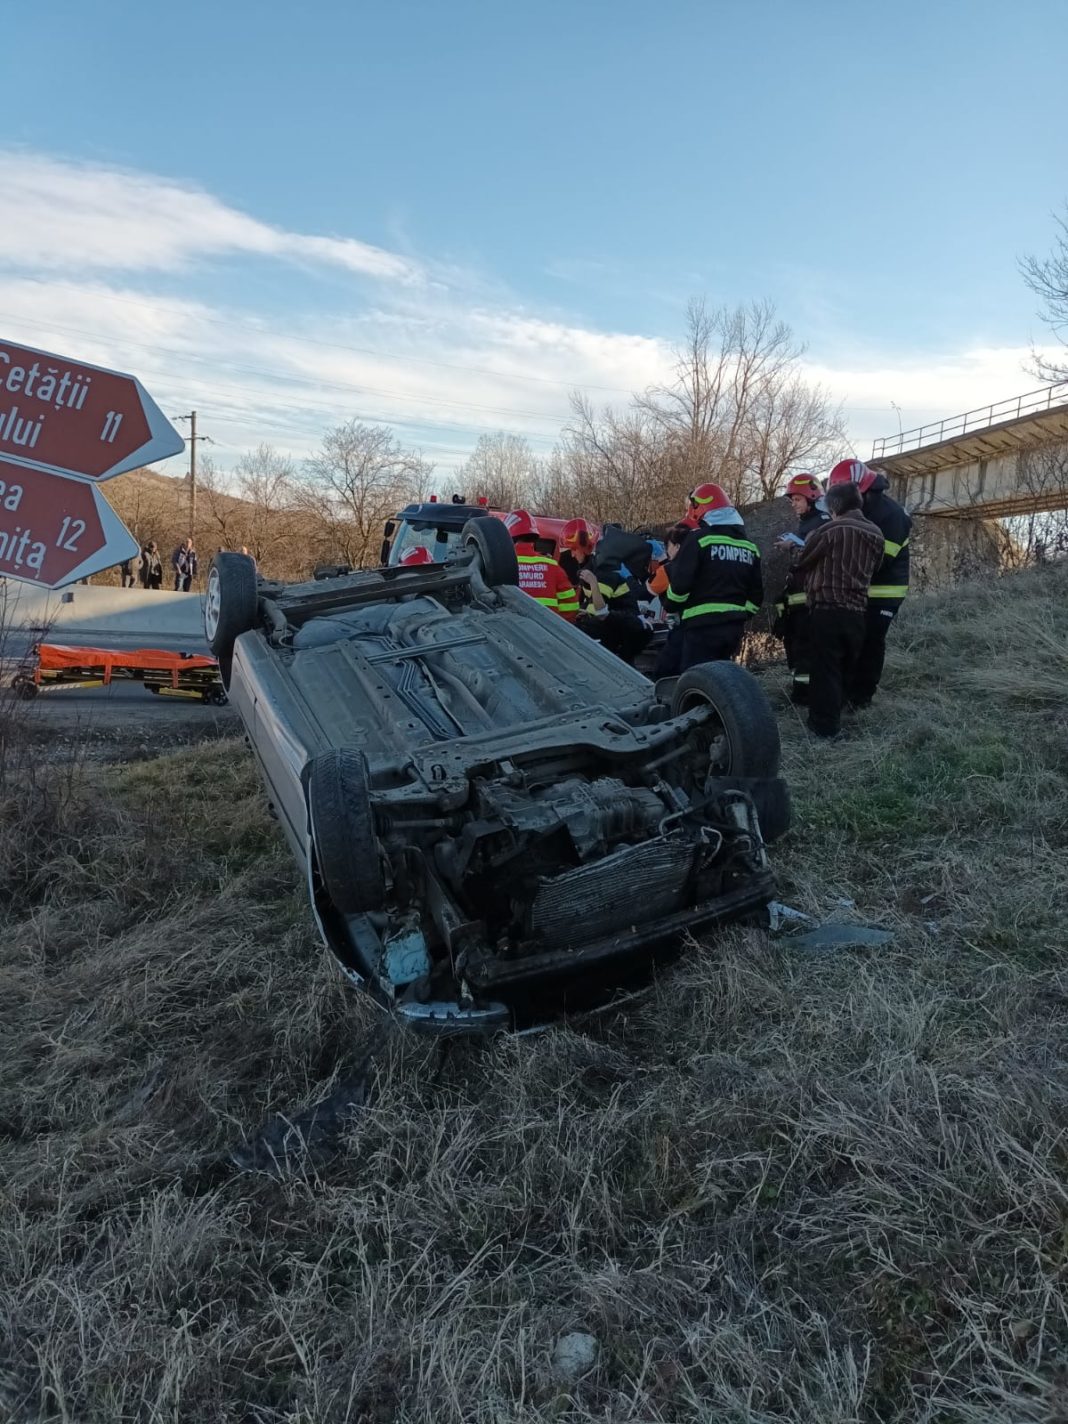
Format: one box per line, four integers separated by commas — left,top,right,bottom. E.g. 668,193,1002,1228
0,0,1065,478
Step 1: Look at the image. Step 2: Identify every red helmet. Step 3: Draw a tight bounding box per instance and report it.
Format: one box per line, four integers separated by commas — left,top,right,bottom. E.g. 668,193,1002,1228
687,482,731,514
828,459,878,495
560,517,594,551
400,546,433,566
503,509,538,541
785,473,823,501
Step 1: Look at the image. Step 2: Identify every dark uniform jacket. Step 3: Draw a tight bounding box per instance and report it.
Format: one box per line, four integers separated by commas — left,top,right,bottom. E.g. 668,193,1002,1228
592,560,643,617
666,521,763,627
862,477,911,603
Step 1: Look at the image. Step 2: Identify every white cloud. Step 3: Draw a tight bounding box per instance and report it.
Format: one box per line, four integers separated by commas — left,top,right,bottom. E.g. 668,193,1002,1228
0,150,1062,480
810,344,1059,454
0,150,420,282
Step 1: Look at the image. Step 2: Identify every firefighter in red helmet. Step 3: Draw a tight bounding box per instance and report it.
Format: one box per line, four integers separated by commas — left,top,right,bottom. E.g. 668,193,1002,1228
666,483,763,669
773,473,830,703
503,510,579,621
558,516,595,589
826,458,911,707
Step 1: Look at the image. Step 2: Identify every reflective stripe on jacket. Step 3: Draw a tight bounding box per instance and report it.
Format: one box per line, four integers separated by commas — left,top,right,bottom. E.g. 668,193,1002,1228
666,526,763,626
514,544,578,620
591,563,643,617
862,489,911,601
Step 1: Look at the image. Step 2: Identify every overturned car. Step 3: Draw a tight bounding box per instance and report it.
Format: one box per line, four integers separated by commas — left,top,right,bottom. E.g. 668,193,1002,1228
204,520,789,1033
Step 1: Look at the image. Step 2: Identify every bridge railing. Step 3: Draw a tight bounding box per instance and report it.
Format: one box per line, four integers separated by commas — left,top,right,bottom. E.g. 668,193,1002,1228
872,381,1068,460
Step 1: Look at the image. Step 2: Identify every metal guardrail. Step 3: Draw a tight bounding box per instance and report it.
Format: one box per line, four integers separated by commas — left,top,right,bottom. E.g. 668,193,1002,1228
872,381,1068,459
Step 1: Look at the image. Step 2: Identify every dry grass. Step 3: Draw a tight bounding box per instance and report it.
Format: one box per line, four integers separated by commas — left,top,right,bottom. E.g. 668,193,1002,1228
3,563,1068,1422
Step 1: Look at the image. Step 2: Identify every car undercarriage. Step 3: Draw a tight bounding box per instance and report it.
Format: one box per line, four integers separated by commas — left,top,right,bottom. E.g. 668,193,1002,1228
204,520,788,1033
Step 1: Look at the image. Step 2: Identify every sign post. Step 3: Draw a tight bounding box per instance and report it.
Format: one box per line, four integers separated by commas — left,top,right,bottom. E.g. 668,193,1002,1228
0,339,183,589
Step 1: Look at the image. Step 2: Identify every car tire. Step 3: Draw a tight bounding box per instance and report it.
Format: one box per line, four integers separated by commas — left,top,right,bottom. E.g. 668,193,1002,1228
462,517,519,587
712,775,792,843
308,749,386,915
14,678,38,701
672,662,781,777
204,554,258,684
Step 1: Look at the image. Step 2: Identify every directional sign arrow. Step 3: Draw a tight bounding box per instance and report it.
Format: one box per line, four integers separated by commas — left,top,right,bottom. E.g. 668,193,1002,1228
0,457,139,589
0,338,184,482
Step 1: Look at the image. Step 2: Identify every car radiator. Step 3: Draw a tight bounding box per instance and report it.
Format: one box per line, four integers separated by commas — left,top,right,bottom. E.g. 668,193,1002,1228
526,837,699,947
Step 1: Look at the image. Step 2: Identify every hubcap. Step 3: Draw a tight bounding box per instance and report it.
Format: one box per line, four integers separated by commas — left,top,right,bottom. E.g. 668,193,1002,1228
204,568,222,640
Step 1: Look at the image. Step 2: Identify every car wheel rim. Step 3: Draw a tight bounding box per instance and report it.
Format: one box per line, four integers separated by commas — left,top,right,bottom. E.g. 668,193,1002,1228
204,568,222,639
681,692,732,773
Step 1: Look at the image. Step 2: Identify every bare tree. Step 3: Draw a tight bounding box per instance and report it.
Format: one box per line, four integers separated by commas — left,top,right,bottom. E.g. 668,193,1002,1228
454,433,541,510
557,396,671,527
297,421,433,568
1022,210,1068,382
638,299,844,505
197,457,242,551
233,444,299,565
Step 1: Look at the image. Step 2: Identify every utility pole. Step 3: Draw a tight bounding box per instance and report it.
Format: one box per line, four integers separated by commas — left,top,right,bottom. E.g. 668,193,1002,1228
173,411,214,541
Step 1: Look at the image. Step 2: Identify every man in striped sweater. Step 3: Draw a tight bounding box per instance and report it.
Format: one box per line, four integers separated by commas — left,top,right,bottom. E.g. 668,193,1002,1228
795,482,884,739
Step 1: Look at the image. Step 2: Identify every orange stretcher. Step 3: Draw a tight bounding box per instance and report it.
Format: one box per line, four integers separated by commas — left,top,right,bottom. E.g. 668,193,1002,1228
13,643,227,705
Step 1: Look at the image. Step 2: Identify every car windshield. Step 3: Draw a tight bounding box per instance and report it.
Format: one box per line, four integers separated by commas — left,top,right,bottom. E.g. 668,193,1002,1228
389,521,464,566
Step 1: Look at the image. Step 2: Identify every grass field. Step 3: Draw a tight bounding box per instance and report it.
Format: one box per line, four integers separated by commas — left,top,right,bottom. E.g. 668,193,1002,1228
2,563,1068,1423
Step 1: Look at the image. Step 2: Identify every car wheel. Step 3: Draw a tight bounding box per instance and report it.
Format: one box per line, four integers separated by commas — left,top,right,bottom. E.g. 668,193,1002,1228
462,517,519,587
671,662,781,777
208,687,228,706
13,679,38,701
308,748,386,915
712,775,792,843
204,554,258,684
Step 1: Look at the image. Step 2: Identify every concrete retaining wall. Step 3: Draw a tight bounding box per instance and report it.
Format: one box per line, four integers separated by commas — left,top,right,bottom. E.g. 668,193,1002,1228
0,582,207,649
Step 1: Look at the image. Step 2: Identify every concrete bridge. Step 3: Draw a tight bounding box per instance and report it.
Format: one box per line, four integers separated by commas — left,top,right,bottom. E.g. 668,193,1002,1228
871,382,1068,518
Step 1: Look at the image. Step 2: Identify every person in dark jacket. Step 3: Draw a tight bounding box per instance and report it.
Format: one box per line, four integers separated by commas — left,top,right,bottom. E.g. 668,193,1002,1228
138,541,163,589
646,523,694,677
826,459,911,707
796,482,884,738
172,538,199,592
773,473,830,704
666,483,763,671
576,527,653,665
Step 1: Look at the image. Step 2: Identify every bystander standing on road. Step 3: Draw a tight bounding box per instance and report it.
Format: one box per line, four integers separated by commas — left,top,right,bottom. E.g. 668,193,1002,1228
138,542,164,590
172,538,198,592
795,482,884,739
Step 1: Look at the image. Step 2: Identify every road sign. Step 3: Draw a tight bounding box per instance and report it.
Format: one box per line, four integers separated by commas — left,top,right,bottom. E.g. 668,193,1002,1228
0,457,139,588
0,338,184,482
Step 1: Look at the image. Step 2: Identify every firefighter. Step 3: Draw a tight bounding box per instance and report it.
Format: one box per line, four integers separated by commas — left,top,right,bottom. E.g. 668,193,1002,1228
569,526,652,664
826,459,911,707
773,473,830,704
503,510,579,621
399,546,434,566
558,517,596,589
666,483,763,670
649,523,695,678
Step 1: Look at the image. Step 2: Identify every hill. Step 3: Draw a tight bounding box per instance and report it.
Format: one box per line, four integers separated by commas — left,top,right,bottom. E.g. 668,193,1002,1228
1,563,1067,1421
